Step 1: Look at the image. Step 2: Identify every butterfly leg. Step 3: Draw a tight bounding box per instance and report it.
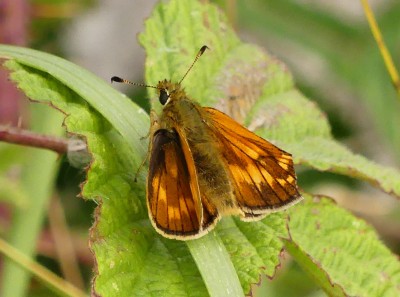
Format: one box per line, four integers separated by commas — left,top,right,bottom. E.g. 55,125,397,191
140,110,160,140
134,110,160,182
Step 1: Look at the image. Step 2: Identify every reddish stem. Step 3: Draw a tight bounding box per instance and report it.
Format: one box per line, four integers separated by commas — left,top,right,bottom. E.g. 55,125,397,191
0,126,68,154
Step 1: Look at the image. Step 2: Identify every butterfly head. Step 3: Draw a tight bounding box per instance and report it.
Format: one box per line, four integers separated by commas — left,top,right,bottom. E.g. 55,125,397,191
156,79,185,105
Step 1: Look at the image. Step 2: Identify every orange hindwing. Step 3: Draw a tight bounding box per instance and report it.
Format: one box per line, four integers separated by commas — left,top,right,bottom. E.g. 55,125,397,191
203,107,301,220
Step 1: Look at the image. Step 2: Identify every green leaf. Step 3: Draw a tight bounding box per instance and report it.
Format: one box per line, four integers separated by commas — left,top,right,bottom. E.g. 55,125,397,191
288,138,400,196
216,214,289,293
286,194,400,296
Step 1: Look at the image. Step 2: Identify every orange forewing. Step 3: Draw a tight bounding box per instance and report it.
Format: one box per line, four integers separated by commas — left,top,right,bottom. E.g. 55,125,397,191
203,107,301,219
147,129,219,239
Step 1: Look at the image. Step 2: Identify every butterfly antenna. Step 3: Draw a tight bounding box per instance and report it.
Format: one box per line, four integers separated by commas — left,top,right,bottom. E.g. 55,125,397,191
111,76,159,89
178,45,209,85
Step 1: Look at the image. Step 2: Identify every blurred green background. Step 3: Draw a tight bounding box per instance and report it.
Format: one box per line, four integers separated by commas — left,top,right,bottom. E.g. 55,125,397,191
0,0,399,296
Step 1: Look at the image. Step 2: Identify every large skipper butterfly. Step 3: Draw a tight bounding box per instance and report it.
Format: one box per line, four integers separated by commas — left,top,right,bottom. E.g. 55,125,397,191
112,46,302,240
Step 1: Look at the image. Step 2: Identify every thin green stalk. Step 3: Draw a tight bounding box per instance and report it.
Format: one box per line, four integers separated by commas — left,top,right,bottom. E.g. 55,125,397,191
0,237,87,297
186,232,244,297
361,0,400,96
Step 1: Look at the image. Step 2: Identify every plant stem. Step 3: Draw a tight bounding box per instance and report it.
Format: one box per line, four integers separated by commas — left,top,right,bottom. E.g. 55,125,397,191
0,125,68,154
361,0,400,96
0,237,87,297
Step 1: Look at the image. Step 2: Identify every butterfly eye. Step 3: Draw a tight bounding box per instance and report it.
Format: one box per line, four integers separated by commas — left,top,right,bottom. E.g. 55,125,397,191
159,89,170,105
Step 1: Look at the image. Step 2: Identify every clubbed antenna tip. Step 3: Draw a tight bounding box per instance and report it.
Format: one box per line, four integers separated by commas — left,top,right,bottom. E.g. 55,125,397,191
111,76,124,83
199,45,209,56
178,45,210,85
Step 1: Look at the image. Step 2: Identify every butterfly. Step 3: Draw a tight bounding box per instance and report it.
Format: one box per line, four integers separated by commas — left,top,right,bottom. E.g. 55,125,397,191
112,46,302,240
